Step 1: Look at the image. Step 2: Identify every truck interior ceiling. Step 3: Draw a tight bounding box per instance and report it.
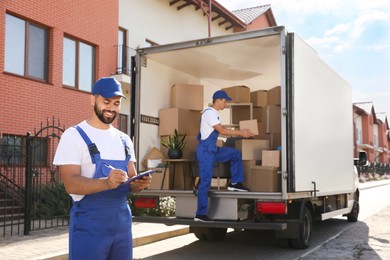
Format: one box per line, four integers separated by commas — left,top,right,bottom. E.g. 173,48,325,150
143,34,282,92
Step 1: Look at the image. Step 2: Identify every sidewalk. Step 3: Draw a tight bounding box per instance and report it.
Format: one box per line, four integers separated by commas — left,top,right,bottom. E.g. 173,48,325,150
0,222,189,260
0,179,389,260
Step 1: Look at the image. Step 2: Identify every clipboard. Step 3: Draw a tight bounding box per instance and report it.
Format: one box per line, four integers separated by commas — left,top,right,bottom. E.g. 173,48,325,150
127,168,160,183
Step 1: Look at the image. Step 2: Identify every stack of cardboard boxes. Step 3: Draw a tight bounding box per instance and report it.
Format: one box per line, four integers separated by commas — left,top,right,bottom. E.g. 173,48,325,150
221,85,282,192
143,84,282,192
157,84,204,189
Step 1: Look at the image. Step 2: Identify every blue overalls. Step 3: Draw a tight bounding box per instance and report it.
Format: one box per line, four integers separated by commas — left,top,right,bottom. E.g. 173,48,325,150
196,109,244,216
69,126,133,260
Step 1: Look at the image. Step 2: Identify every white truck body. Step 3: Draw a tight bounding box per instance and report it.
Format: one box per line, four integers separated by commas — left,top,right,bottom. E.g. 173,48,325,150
132,26,360,248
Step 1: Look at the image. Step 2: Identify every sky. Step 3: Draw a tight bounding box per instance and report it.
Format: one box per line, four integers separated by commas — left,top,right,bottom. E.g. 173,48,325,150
218,0,390,119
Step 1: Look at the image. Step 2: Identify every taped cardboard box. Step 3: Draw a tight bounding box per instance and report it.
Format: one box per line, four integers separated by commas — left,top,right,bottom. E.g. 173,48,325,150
262,150,281,168
231,105,252,124
236,139,270,160
251,166,281,192
242,160,257,189
239,119,259,135
261,105,281,134
159,108,201,136
267,86,281,106
141,147,166,169
255,133,281,150
251,90,268,107
222,85,250,103
171,83,204,111
148,169,170,190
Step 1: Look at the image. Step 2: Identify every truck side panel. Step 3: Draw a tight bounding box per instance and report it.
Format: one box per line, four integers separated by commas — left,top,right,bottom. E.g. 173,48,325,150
291,34,354,194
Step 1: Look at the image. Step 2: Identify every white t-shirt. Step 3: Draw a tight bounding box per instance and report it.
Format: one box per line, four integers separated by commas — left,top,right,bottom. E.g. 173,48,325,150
53,120,136,201
200,108,221,140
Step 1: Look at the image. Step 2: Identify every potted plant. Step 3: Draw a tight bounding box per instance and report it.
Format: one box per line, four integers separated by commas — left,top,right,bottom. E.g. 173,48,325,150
160,129,187,159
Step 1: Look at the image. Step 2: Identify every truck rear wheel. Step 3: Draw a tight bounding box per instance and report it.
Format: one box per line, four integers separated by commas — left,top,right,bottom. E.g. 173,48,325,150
193,227,227,241
287,206,312,249
347,199,359,222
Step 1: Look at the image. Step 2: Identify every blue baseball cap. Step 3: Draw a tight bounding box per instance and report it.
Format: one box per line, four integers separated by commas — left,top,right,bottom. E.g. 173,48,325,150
213,90,232,101
92,77,126,99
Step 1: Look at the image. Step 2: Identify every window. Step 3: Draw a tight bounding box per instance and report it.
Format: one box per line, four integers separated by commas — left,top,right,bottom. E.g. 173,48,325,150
118,114,128,134
117,28,128,74
63,37,95,92
0,135,48,167
5,14,49,81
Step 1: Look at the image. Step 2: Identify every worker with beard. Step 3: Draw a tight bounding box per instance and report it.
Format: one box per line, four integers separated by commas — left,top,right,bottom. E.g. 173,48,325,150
53,77,150,260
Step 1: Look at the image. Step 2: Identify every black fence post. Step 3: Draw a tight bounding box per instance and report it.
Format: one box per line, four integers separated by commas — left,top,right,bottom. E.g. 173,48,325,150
24,132,33,235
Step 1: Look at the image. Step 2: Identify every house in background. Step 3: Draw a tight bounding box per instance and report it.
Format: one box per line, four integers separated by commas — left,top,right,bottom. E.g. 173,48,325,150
353,102,390,164
1,0,387,167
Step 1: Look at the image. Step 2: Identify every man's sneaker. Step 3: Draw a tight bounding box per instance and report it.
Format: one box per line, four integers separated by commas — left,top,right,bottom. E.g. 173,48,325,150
227,182,249,192
194,215,213,223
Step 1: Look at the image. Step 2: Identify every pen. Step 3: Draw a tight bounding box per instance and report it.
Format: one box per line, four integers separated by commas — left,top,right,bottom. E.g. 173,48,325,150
103,162,129,181
103,162,116,170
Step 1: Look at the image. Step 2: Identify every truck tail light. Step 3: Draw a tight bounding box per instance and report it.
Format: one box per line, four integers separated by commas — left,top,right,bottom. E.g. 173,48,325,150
134,197,158,209
256,202,287,215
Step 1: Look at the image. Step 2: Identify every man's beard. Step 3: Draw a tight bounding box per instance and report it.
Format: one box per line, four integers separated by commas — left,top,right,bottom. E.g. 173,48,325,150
94,103,117,124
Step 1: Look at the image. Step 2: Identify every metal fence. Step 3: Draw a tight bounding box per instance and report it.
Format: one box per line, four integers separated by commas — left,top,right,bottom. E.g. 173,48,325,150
356,162,390,180
0,118,70,237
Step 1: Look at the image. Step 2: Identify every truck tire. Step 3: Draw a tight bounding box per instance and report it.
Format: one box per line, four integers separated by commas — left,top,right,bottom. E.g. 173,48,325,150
193,227,227,241
287,206,312,249
347,200,359,222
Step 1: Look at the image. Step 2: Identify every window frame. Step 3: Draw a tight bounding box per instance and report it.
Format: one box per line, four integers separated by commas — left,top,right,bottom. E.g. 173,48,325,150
62,35,96,92
4,13,49,82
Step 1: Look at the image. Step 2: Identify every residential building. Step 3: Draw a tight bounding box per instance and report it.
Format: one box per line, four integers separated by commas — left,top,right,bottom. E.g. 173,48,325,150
353,102,390,164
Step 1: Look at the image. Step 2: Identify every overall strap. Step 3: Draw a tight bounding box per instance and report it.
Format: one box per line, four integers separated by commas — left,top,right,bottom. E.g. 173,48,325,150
117,130,131,160
74,126,101,164
197,107,215,142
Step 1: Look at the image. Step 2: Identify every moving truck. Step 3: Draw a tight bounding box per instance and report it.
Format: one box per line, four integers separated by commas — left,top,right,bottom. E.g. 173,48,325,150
131,26,367,249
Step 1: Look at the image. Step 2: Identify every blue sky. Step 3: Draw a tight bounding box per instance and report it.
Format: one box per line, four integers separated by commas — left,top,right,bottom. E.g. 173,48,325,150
219,0,390,119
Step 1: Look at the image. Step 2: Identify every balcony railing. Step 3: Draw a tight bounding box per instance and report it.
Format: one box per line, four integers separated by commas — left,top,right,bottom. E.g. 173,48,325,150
115,45,136,76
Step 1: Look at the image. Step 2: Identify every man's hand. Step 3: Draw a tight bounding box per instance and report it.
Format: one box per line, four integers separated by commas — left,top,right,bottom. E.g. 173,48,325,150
240,129,255,138
106,169,128,189
130,175,152,193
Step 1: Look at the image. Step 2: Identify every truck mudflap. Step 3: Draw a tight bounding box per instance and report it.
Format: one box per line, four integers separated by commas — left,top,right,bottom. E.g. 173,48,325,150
132,216,287,231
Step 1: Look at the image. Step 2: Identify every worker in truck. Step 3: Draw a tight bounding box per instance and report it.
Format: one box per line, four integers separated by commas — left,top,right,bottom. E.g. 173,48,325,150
194,90,255,222
53,77,151,260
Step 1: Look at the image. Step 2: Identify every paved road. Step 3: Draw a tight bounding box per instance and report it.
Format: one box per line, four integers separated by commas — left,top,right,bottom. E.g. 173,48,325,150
133,181,390,260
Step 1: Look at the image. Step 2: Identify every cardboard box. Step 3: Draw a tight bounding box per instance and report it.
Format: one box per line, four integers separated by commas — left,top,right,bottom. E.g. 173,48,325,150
148,169,170,190
251,166,281,192
211,178,228,189
231,105,252,124
253,107,263,122
262,150,280,167
261,105,281,133
141,147,166,169
242,160,257,189
251,90,268,107
159,108,201,136
236,139,270,160
267,86,281,106
239,119,259,135
171,84,204,111
255,133,281,150
222,86,250,103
